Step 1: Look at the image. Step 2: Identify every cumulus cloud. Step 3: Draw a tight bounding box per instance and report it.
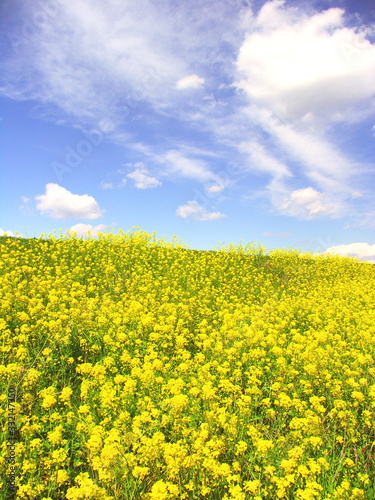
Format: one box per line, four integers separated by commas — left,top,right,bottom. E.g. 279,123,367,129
125,163,161,189
176,201,226,221
276,186,344,219
67,223,108,236
325,242,375,264
176,74,205,90
236,1,375,122
35,183,103,219
234,0,375,223
0,228,15,236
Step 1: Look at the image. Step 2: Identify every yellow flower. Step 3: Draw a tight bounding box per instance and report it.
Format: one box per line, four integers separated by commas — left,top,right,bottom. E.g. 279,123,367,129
57,469,69,485
254,438,274,454
2,230,375,499
60,386,73,402
132,466,150,479
39,386,57,409
51,448,68,464
244,479,261,493
78,404,90,414
66,472,112,500
343,458,355,467
351,391,365,403
23,368,42,387
235,441,248,455
168,394,189,413
30,438,43,450
351,488,365,499
47,425,65,445
150,480,179,500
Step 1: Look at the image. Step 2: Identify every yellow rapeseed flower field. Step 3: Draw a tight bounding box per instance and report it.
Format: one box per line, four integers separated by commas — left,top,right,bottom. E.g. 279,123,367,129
1,229,375,499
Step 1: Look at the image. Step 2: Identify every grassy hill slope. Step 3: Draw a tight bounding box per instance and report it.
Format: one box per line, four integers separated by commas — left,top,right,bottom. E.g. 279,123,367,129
1,231,375,500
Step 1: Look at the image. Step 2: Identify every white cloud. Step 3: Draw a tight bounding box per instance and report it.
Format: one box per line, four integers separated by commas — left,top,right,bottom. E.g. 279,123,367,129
176,201,226,221
236,1,375,122
67,223,108,236
0,228,15,237
35,183,103,219
240,139,292,178
276,186,344,219
2,0,375,228
231,2,375,223
242,100,363,220
0,0,234,128
207,184,225,193
1,1,178,127
126,163,161,189
163,150,220,183
176,74,205,90
325,242,375,264
101,182,113,189
266,117,357,182
19,195,35,216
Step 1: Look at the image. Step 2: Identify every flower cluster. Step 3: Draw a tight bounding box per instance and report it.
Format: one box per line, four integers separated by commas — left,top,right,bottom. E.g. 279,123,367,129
0,230,374,499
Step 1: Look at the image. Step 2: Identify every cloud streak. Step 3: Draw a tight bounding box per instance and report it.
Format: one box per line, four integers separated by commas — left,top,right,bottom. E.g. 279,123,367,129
176,201,226,221
176,74,205,90
125,163,162,189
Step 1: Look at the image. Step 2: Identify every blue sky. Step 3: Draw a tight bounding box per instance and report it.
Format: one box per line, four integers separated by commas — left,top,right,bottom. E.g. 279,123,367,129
1,0,375,261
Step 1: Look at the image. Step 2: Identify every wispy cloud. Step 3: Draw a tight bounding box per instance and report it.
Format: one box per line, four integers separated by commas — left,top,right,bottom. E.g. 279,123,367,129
232,0,375,223
240,139,292,178
0,0,236,127
2,0,375,227
161,150,221,184
125,162,161,189
176,74,205,90
176,201,226,221
207,184,225,194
